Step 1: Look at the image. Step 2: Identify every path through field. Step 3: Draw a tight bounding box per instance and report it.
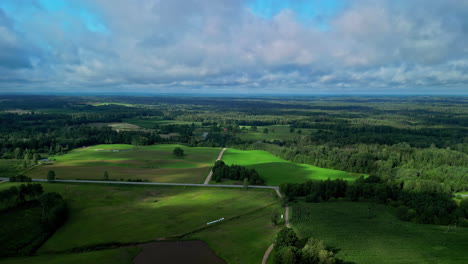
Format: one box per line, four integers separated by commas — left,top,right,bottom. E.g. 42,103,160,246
203,148,227,184
262,188,289,264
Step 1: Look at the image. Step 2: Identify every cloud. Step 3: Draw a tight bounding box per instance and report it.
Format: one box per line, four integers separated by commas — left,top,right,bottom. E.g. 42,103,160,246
0,0,467,94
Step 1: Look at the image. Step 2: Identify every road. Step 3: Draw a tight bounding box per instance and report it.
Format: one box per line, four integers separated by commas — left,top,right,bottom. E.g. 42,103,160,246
262,187,289,264
203,147,227,184
0,177,279,190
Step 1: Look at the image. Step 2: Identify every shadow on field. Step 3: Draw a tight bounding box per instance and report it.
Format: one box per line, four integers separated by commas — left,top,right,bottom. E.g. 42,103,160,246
133,241,226,264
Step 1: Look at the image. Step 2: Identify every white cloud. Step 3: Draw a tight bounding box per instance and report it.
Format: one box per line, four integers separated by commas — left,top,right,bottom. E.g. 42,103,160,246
0,0,467,94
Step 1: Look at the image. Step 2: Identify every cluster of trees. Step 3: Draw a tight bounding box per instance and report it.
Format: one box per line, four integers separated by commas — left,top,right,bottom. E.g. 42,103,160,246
211,161,264,185
0,183,67,230
0,184,43,208
280,176,468,226
9,175,32,182
263,142,467,192
274,228,337,264
280,179,348,203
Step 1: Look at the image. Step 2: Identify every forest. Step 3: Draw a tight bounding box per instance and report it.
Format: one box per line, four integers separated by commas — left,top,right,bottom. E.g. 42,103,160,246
0,94,466,264
0,95,466,193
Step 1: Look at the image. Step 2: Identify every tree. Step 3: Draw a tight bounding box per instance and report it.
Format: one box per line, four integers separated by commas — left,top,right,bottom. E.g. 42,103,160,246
274,246,298,264
263,128,269,133
243,178,249,189
104,171,109,181
47,170,56,182
275,228,299,249
173,147,184,157
32,153,38,164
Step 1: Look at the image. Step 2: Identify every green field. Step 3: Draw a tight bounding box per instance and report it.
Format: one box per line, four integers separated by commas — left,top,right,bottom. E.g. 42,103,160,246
89,122,144,131
1,183,278,253
0,159,23,177
25,144,220,183
222,149,357,185
0,247,140,264
239,125,316,141
0,182,281,263
123,117,202,129
291,201,468,264
190,206,283,264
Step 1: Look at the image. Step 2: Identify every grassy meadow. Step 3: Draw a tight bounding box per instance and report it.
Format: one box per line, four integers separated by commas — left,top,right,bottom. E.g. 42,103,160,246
0,182,279,253
291,201,468,264
190,205,283,264
88,122,143,131
0,159,23,177
123,117,202,129
0,182,281,263
239,125,316,141
25,144,220,183
222,148,357,185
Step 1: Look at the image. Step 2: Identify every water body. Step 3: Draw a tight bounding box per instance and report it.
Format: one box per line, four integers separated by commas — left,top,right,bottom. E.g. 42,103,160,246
133,241,226,264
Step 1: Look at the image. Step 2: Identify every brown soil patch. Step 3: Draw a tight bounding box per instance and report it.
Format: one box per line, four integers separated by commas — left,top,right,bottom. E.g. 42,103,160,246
133,241,226,264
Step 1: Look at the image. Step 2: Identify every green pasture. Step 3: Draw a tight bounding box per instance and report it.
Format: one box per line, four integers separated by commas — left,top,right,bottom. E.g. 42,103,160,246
291,201,468,264
190,205,283,264
11,182,279,253
25,144,220,183
222,149,356,185
123,117,202,129
0,247,140,264
88,122,143,131
239,125,315,141
0,159,23,177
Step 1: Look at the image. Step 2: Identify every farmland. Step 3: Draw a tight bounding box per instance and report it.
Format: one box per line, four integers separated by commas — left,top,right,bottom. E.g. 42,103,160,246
222,148,358,185
290,201,468,264
0,159,23,177
1,182,279,253
239,125,316,141
25,144,220,183
0,181,281,263
0,247,141,264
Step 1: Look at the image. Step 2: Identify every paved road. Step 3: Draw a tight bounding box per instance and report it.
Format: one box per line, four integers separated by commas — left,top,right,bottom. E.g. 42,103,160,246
204,148,227,184
0,177,279,190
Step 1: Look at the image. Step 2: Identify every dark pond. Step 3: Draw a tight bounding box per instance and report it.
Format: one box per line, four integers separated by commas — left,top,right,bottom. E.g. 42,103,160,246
133,240,226,264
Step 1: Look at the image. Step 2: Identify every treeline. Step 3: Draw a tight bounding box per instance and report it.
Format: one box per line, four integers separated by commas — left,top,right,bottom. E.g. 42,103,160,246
211,160,264,185
260,142,467,192
0,125,167,158
274,228,338,264
280,176,468,226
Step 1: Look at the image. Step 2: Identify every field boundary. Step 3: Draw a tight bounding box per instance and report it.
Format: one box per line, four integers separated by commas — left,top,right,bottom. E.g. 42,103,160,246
0,177,279,190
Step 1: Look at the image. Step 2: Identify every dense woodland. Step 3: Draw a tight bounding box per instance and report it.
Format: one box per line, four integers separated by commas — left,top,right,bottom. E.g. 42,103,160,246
0,95,466,228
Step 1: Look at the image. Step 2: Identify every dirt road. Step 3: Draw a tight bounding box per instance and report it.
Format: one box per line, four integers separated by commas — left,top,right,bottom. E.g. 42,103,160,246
204,148,227,184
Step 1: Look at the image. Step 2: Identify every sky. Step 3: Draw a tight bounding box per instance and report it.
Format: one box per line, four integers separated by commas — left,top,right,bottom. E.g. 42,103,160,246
0,0,467,95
